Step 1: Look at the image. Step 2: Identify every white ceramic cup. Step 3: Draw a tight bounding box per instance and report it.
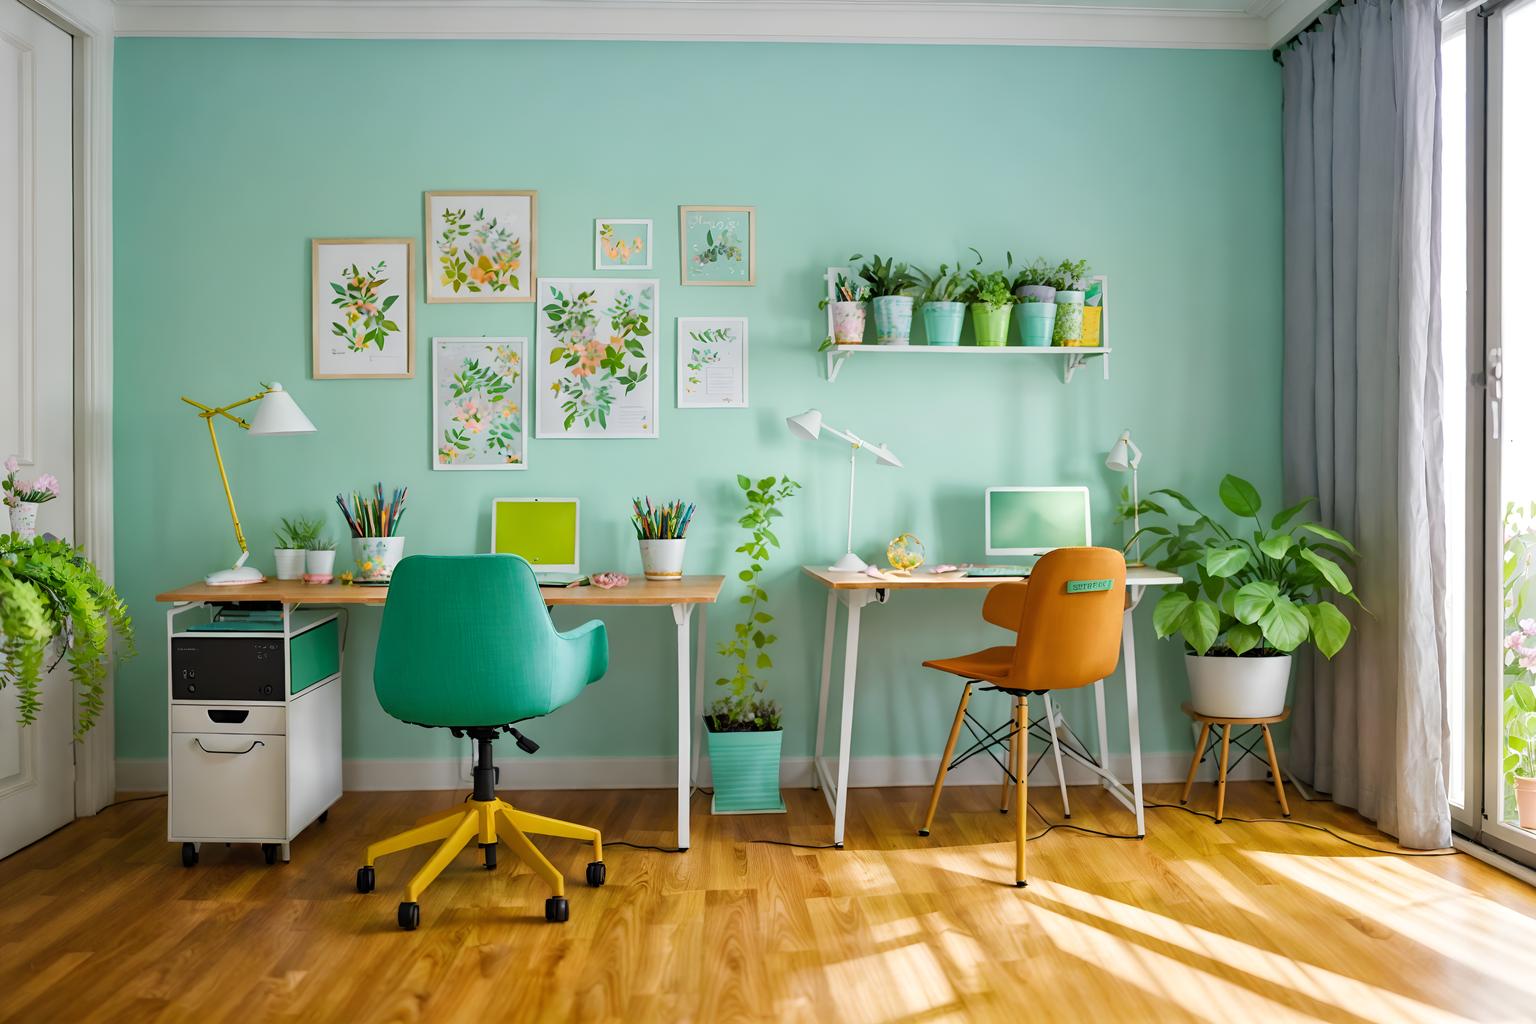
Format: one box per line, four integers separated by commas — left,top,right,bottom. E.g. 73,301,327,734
638,538,686,581
353,536,405,582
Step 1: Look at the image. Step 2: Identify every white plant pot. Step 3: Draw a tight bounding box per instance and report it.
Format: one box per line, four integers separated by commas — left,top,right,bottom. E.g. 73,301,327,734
8,501,39,541
1185,652,1293,718
305,549,337,577
273,548,306,580
353,536,405,582
1516,776,1536,830
638,538,686,581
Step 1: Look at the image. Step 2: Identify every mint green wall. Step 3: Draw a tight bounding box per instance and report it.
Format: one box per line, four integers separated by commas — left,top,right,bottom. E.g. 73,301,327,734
113,39,1282,765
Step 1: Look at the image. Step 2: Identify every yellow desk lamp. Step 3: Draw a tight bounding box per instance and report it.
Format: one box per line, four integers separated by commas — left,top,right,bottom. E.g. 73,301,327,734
182,383,316,585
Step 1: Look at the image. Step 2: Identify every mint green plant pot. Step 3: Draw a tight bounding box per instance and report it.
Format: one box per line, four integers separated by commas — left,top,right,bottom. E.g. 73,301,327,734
971,303,1012,347
706,727,786,814
1017,303,1057,347
872,295,914,345
922,301,964,346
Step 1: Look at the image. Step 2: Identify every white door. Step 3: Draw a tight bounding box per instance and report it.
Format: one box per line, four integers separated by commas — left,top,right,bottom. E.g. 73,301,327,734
0,0,76,860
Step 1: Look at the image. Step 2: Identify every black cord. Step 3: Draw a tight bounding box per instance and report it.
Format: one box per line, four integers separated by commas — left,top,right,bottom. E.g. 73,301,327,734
748,838,841,849
98,793,165,811
1142,801,1459,857
607,840,688,853
1026,804,1143,840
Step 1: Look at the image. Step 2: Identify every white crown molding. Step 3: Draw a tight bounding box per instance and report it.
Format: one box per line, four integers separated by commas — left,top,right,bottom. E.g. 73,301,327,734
111,0,1272,50
1264,0,1332,46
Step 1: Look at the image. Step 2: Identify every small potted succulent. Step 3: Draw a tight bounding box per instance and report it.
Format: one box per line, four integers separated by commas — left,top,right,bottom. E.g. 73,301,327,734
1011,257,1058,305
2,456,60,542
821,273,872,346
853,254,918,345
274,515,320,581
911,259,973,346
1049,258,1092,345
966,263,1016,347
304,531,337,582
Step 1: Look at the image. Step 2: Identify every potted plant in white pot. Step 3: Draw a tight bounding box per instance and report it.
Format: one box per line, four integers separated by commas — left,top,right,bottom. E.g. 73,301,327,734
1012,257,1057,305
304,531,337,582
3,456,61,542
820,273,871,347
1138,474,1360,718
911,260,972,346
273,515,316,581
854,254,917,345
707,473,800,814
1048,258,1092,346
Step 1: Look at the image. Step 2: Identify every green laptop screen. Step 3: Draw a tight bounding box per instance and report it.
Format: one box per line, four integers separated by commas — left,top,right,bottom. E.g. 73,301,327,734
492,500,577,567
987,490,1090,553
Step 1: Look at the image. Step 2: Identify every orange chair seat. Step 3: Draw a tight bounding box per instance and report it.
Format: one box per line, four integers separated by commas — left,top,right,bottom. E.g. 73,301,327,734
922,646,1016,687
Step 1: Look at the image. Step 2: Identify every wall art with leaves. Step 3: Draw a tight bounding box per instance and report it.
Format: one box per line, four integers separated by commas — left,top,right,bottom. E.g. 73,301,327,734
425,190,537,302
677,316,748,408
312,238,415,379
535,278,660,439
431,337,527,470
595,218,653,270
680,205,755,286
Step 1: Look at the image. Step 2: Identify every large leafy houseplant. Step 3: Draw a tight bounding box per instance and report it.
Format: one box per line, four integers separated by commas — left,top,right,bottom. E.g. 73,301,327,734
0,534,134,738
1137,475,1359,659
850,253,915,298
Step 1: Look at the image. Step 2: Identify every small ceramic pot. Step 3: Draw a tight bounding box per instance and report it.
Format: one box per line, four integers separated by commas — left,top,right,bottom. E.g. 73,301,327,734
971,303,1012,347
922,302,965,346
1517,776,1536,830
638,538,686,581
8,501,38,541
1017,303,1057,347
831,301,868,345
306,549,337,577
1015,283,1057,305
353,536,405,582
872,295,914,345
1053,290,1086,345
273,548,306,581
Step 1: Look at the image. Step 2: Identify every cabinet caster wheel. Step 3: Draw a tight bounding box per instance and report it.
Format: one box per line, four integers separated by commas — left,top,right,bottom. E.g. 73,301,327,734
261,843,279,865
356,866,375,893
916,829,930,837
397,902,420,930
318,810,329,824
545,897,569,923
180,842,198,868
482,843,497,870
586,861,606,887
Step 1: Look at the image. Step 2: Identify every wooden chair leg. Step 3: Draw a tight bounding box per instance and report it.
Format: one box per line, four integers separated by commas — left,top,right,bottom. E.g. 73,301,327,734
920,683,972,836
1000,711,1013,814
1015,695,1028,888
1261,724,1291,817
1181,723,1211,805
1216,724,1231,823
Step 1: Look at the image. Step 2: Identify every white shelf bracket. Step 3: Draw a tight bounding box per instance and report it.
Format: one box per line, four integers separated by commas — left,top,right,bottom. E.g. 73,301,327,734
826,349,851,382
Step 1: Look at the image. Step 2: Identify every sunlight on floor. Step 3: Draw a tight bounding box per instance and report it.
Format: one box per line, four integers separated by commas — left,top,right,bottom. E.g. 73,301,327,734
825,941,963,1024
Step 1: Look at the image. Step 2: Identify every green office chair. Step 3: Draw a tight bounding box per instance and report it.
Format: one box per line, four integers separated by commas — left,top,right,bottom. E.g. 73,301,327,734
354,554,609,930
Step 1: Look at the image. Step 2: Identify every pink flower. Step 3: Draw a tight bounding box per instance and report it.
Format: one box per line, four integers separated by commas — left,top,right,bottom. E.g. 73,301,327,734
33,474,58,496
3,456,16,475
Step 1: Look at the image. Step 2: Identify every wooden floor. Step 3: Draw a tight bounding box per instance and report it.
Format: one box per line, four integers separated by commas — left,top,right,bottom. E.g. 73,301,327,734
1,782,1533,1023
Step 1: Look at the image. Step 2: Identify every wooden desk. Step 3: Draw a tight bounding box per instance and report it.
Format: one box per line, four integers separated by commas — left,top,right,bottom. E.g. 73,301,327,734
802,565,1183,846
157,575,725,850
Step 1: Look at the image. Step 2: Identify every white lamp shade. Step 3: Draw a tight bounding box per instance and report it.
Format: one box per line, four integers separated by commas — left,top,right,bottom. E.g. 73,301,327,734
1105,430,1140,472
786,409,823,441
871,443,903,468
249,383,316,436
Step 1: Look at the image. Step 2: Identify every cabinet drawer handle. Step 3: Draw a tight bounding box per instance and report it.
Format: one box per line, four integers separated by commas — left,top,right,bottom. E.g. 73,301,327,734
207,709,250,724
193,738,266,756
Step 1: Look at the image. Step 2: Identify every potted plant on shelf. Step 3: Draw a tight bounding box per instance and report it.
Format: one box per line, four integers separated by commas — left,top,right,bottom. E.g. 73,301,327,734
853,254,917,345
820,273,872,347
911,260,973,346
274,515,318,581
1138,475,1360,718
707,473,800,814
966,264,1016,347
1012,257,1058,305
3,456,61,542
1049,258,1092,346
0,532,134,738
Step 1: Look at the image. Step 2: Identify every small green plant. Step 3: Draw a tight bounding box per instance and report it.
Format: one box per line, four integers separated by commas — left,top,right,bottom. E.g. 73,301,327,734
0,534,134,738
967,268,1015,309
1139,475,1361,658
276,515,323,550
850,253,916,298
306,533,336,552
1010,257,1055,291
912,259,975,304
1048,258,1092,292
710,474,800,732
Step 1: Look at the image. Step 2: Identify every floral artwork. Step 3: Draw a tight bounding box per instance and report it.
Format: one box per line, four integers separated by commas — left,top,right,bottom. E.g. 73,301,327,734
676,317,747,408
432,338,527,470
535,278,660,439
312,239,414,378
595,219,653,270
425,191,536,302
680,205,755,286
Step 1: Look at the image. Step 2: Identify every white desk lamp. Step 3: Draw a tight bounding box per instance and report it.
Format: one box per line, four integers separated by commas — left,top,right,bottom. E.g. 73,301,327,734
1105,429,1144,566
181,383,317,586
786,409,902,572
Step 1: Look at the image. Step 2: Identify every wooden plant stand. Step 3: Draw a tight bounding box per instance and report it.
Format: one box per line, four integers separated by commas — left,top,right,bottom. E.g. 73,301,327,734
1179,703,1291,823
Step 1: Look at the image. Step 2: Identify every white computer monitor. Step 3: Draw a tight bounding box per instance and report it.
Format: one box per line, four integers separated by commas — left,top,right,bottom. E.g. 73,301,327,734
984,486,1092,556
490,498,580,574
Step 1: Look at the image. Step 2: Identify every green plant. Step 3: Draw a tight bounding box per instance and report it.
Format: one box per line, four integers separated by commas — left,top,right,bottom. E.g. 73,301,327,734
0,534,134,738
967,268,1015,309
276,515,323,550
710,474,800,732
911,260,975,304
1010,257,1055,291
850,253,916,298
328,261,401,352
1138,475,1360,658
1047,258,1092,292
1500,504,1536,807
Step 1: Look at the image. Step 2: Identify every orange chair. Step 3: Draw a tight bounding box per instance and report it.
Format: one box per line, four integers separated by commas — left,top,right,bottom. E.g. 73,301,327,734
917,547,1127,887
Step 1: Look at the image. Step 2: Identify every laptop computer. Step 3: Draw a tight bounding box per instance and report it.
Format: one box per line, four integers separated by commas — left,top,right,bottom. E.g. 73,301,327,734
966,486,1092,578
490,498,583,586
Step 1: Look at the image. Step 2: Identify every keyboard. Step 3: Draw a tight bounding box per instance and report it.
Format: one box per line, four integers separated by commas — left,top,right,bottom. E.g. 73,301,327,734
963,564,1034,578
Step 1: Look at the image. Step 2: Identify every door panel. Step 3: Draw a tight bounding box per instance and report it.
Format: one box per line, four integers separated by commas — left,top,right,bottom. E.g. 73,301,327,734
0,0,75,860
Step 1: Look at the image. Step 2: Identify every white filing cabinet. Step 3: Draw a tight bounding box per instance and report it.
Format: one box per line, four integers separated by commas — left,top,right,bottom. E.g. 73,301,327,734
165,604,343,866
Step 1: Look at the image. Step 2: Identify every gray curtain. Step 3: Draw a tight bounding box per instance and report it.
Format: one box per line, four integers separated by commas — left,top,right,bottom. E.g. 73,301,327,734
1281,0,1450,849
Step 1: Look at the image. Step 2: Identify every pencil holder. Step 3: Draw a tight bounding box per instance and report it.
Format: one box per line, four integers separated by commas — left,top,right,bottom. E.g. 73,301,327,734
638,538,686,581
353,536,405,582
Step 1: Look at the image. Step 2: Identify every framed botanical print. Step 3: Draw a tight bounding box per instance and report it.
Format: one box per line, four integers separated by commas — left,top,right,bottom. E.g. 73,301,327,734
677,317,747,408
432,337,527,470
595,218,653,270
535,278,659,439
679,205,755,286
312,238,415,379
424,190,537,302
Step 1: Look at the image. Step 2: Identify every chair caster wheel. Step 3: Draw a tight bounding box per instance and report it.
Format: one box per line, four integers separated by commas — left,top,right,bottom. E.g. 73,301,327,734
262,843,279,865
482,843,497,870
916,829,930,837
318,810,329,824
545,897,569,923
180,842,198,868
1015,881,1028,889
586,861,606,887
397,902,420,930
356,866,375,893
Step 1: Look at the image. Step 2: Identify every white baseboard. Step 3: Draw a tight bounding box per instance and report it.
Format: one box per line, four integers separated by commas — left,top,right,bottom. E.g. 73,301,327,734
115,750,1269,794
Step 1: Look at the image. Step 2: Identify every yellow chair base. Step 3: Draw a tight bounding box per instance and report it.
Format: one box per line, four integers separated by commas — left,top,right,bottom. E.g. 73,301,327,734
364,798,602,903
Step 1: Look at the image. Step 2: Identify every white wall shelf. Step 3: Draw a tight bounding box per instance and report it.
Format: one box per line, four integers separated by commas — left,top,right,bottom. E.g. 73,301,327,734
824,344,1111,384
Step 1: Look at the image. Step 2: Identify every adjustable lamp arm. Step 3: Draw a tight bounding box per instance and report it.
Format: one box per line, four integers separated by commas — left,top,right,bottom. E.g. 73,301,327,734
181,388,270,564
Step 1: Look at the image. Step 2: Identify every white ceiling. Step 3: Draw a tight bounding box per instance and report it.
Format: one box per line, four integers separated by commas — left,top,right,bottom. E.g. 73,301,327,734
109,0,1330,50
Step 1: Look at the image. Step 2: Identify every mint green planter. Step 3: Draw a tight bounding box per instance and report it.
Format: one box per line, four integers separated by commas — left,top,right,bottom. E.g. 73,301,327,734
971,303,1012,347
922,301,964,346
706,727,786,814
1017,303,1057,347
872,295,914,344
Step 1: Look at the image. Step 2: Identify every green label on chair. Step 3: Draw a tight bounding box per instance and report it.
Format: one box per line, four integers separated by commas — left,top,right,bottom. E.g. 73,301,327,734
1066,578,1113,593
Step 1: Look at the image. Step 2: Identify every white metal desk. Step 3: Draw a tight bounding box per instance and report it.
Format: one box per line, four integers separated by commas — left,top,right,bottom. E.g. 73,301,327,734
804,565,1183,847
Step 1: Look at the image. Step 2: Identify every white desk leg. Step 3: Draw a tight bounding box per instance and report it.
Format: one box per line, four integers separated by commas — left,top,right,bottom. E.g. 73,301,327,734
812,590,838,789
1122,605,1146,837
1093,678,1110,789
691,604,708,790
831,592,870,848
672,604,695,851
